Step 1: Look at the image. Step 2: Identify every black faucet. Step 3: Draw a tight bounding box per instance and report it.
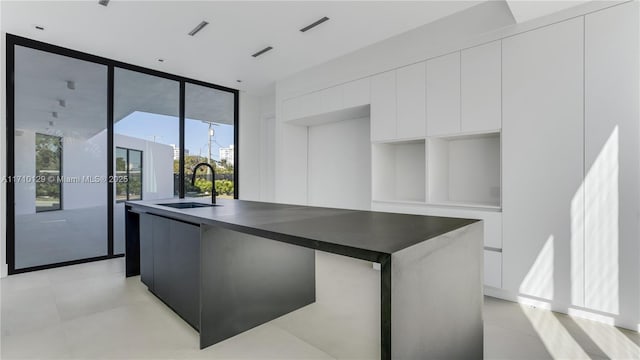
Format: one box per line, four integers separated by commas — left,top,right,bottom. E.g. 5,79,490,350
191,162,217,204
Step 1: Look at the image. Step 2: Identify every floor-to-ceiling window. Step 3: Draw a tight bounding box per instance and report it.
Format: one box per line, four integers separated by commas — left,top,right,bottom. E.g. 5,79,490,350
184,83,236,199
113,68,180,254
7,34,238,274
12,44,109,270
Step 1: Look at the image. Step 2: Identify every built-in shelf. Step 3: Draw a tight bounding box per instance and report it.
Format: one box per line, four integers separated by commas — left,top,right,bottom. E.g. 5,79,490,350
427,132,501,208
372,139,426,203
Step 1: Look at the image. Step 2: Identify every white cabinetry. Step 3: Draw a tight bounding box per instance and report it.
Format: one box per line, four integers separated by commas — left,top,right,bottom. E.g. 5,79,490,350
370,71,397,141
283,78,370,125
502,18,584,301
320,86,343,113
343,77,370,108
396,62,426,139
282,91,322,121
584,2,639,314
461,41,501,132
426,52,461,136
484,250,502,288
428,132,501,208
372,140,426,202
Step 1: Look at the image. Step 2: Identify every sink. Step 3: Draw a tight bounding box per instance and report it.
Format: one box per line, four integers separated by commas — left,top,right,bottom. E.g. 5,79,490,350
157,202,221,209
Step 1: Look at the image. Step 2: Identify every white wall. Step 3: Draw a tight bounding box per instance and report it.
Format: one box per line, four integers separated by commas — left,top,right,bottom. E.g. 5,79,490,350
308,117,371,210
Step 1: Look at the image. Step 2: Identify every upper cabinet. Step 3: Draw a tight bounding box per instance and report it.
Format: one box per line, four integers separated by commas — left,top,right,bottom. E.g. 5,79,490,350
426,52,461,136
396,62,426,139
343,77,370,109
282,78,370,126
371,70,397,141
461,41,502,133
371,63,427,142
282,91,322,121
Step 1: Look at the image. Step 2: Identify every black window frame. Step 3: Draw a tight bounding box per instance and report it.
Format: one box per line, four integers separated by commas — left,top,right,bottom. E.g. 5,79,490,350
6,33,239,275
35,132,63,213
115,147,143,203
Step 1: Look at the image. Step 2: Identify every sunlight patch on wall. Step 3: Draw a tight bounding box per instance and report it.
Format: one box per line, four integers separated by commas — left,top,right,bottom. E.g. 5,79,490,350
519,235,554,300
584,126,619,314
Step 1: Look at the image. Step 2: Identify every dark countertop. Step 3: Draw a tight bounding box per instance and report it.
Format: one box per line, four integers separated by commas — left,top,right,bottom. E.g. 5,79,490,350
126,198,479,262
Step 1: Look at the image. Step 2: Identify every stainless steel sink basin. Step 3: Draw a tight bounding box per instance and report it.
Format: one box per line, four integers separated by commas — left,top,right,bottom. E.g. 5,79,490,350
157,202,221,209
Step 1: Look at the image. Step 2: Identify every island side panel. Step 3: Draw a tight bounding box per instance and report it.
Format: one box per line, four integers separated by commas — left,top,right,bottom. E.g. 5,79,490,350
199,224,316,349
391,221,483,360
124,206,140,277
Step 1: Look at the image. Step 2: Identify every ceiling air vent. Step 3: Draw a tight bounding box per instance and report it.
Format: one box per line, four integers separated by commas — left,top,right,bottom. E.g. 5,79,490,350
300,16,330,32
98,0,110,7
188,21,209,36
252,46,273,58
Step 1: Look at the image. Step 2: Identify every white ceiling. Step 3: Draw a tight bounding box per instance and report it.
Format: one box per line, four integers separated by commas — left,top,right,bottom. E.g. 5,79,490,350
1,0,484,94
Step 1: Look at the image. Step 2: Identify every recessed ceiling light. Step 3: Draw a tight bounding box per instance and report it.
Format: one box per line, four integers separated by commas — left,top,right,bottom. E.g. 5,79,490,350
188,21,209,36
236,80,242,83
58,99,66,108
157,59,165,63
52,112,58,119
300,16,330,32
66,81,75,90
252,46,273,58
98,0,110,7
35,25,44,31
49,121,55,127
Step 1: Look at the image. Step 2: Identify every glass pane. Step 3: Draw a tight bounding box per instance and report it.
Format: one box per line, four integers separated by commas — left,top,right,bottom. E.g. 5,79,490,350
184,83,235,199
115,147,128,202
35,133,62,212
13,45,108,269
114,68,179,254
128,150,143,201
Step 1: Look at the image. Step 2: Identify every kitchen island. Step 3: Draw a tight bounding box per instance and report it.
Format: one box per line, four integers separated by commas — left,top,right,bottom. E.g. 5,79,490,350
125,198,483,359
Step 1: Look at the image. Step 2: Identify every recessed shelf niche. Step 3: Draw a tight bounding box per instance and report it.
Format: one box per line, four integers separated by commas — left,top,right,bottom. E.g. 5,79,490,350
372,140,426,202
427,132,501,208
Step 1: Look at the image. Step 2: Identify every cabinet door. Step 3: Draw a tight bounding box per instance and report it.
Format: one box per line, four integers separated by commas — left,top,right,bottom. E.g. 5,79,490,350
282,92,322,121
396,62,426,139
502,18,584,303
169,220,201,330
484,250,502,288
370,70,397,141
321,86,343,113
152,215,172,303
461,41,501,132
584,2,639,314
427,52,461,136
139,213,154,290
343,77,370,108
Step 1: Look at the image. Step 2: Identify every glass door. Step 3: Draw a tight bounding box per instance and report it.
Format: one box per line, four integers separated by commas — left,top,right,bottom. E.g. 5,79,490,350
12,45,109,270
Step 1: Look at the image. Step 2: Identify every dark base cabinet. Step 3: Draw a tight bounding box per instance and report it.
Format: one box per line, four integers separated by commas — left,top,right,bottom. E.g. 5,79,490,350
139,213,200,330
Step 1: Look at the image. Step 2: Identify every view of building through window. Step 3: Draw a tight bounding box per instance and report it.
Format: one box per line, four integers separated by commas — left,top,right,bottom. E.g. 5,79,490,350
115,147,142,202
35,133,62,212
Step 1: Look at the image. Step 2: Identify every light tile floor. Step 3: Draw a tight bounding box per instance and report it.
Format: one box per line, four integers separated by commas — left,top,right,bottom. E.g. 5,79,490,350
1,257,639,359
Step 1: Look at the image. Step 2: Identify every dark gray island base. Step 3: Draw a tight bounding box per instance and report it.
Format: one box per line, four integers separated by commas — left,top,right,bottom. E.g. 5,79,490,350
125,198,483,359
